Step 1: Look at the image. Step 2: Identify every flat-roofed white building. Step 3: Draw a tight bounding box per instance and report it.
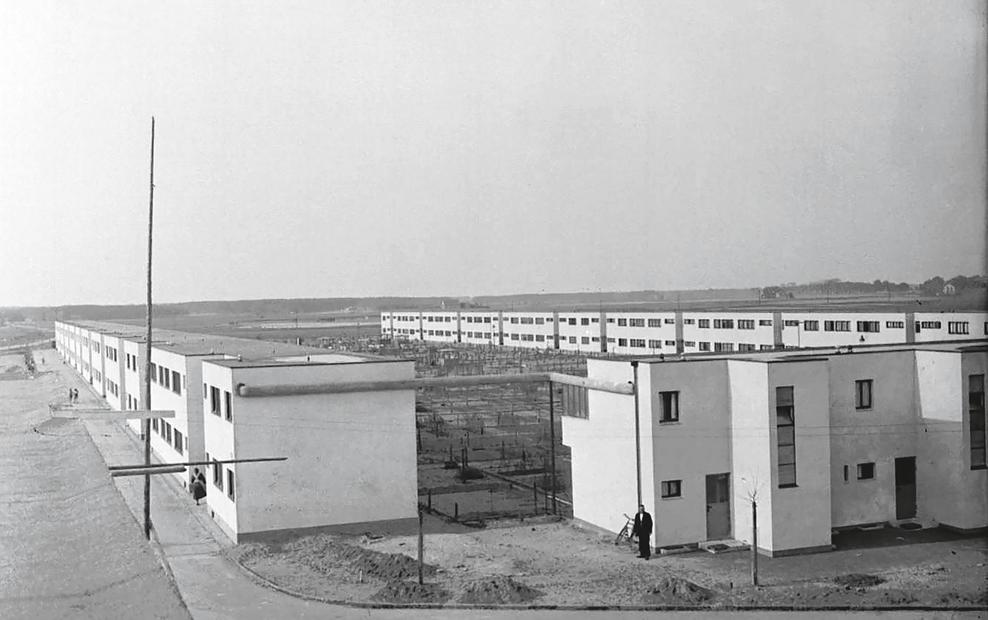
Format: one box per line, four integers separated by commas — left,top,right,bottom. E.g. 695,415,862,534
914,312,986,343
201,354,418,542
503,311,556,350
777,312,907,349
422,311,459,343
561,341,988,556
99,333,126,411
383,308,988,355
606,311,677,356
557,311,603,353
390,312,422,341
460,311,501,346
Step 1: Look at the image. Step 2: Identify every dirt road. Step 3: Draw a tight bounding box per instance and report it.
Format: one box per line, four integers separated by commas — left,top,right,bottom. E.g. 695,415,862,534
0,353,190,620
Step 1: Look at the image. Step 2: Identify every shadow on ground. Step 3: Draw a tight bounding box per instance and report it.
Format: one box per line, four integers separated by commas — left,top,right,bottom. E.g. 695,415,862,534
832,525,987,552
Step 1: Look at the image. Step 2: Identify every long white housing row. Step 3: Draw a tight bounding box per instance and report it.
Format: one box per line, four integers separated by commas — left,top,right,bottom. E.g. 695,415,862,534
381,309,987,355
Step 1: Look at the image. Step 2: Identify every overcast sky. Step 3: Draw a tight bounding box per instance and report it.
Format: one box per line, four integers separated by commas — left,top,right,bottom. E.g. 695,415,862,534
1,1,985,306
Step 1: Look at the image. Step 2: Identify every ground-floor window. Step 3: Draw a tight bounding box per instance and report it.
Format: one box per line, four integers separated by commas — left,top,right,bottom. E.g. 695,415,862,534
660,480,682,498
856,462,875,480
970,375,986,469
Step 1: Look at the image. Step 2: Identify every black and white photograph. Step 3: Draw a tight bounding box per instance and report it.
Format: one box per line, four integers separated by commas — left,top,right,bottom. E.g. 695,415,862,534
1,1,986,618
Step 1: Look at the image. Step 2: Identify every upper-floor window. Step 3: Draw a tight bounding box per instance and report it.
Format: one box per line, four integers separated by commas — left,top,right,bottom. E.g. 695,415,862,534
855,379,873,409
776,386,796,487
948,321,969,335
738,320,755,330
803,320,819,331
659,391,679,422
856,321,880,333
209,386,221,415
697,319,710,328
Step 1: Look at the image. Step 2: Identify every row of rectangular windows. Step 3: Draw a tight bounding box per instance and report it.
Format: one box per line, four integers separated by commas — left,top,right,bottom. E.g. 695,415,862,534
205,384,233,422
390,330,775,352
390,315,987,336
150,362,183,395
205,452,236,501
660,459,882,501
150,417,185,456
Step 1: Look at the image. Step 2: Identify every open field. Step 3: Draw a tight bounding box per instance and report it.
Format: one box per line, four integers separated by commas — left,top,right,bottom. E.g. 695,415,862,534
0,323,52,350
235,519,988,608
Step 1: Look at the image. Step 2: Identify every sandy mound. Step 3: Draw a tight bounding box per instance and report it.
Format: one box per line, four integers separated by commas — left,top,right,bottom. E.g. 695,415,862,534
833,573,886,588
642,575,715,605
257,535,437,582
373,580,450,604
458,575,543,604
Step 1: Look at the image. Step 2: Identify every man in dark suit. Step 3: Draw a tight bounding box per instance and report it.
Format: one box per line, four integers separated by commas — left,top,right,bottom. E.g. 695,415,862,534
631,504,653,560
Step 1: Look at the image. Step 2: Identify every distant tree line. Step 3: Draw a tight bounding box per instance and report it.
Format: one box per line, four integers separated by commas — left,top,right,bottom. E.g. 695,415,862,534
761,274,985,300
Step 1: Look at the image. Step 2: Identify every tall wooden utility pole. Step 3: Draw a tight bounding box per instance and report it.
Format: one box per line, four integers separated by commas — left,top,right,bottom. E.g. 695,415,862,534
143,117,155,540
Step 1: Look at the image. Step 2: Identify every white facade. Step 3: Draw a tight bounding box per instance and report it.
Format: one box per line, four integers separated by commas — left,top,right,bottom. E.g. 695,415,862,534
384,309,988,354
504,311,556,350
54,320,419,543
201,358,418,541
562,342,988,556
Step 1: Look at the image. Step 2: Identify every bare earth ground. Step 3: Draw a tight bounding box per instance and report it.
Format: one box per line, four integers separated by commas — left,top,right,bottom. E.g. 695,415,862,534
0,353,190,620
235,516,988,610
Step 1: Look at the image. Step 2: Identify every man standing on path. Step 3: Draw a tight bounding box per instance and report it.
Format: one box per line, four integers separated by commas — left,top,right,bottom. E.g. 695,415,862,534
632,504,653,560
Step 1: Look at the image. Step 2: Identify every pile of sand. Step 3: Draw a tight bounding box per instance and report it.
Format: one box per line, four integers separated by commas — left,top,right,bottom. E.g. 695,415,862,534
642,575,715,605
833,573,886,588
458,575,542,604
261,536,436,582
373,580,450,604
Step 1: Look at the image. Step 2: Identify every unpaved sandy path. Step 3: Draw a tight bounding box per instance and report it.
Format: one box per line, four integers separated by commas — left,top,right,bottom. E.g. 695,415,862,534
0,352,190,620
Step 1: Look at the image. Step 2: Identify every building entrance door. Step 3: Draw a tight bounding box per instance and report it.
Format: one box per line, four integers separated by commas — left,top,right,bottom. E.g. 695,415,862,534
705,473,731,540
894,456,917,520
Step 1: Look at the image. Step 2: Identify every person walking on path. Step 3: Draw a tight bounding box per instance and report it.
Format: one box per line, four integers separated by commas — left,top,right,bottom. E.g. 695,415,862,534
191,468,207,505
632,504,653,560
72,388,79,403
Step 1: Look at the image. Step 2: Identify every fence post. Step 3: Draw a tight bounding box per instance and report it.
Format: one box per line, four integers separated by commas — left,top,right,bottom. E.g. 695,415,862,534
417,508,424,585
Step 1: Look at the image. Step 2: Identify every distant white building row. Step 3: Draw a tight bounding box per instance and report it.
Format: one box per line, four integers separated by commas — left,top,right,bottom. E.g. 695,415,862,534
54,320,419,543
381,309,987,355
562,340,988,555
